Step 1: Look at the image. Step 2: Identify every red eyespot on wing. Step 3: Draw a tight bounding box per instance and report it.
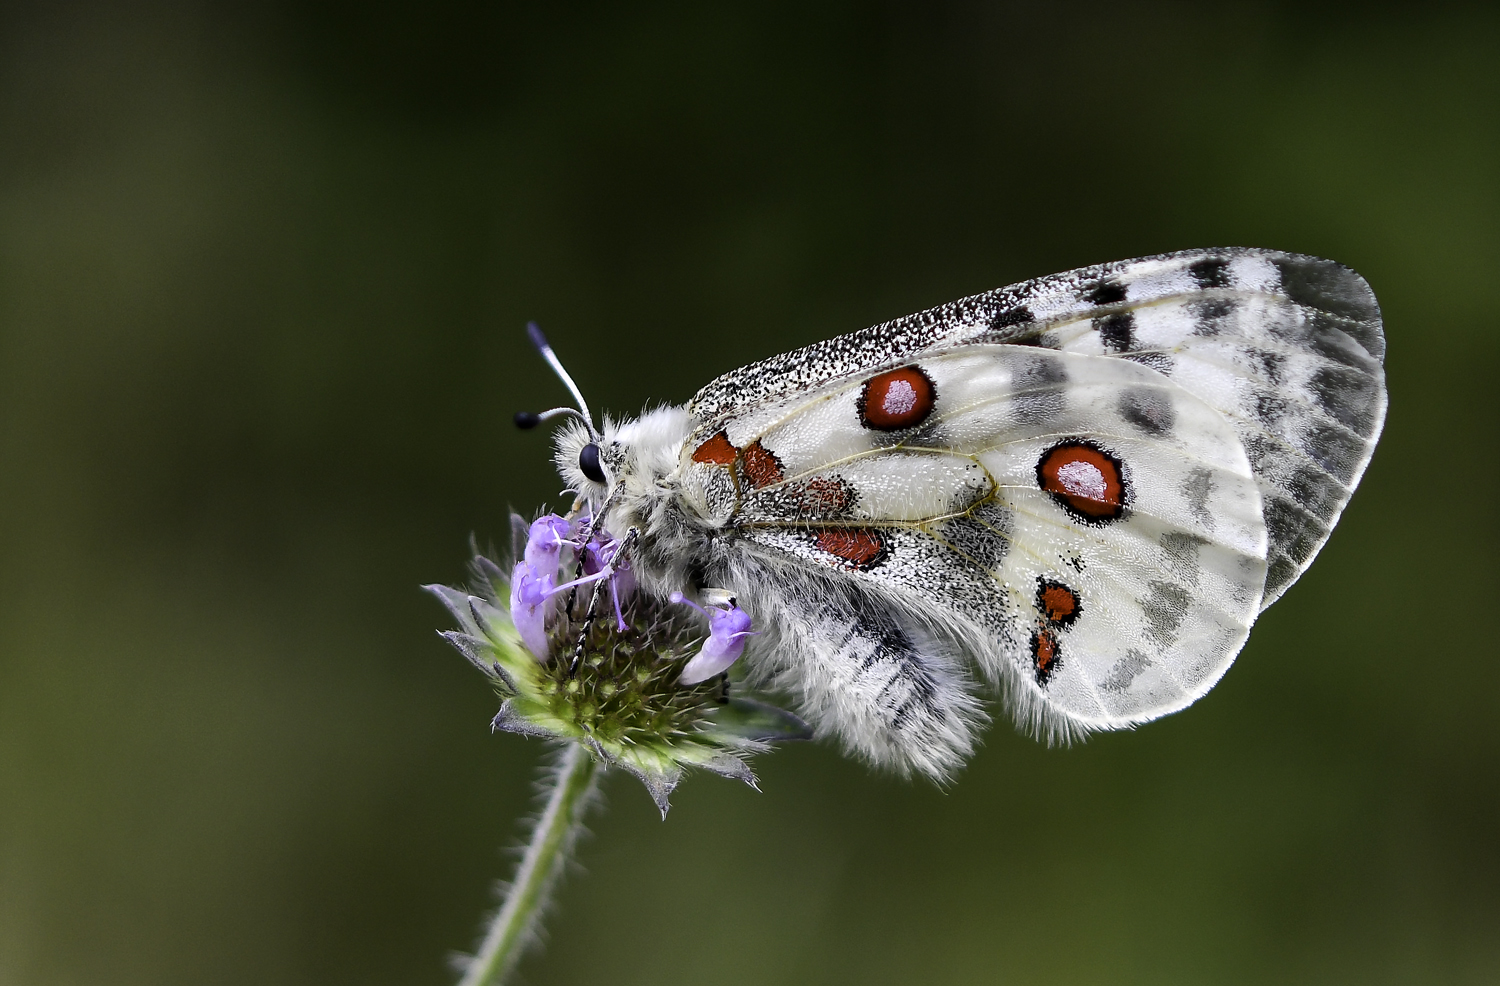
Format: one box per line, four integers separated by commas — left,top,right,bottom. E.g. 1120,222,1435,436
814,528,888,569
1031,628,1060,685
858,366,936,431
1036,440,1128,523
1036,579,1082,628
692,431,738,465
741,441,784,489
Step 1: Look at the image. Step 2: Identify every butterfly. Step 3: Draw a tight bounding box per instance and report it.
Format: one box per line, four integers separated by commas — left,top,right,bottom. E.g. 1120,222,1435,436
522,248,1387,779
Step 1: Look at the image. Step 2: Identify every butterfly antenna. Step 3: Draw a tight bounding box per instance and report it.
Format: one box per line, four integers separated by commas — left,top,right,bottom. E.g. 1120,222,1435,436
513,406,592,430
517,322,599,440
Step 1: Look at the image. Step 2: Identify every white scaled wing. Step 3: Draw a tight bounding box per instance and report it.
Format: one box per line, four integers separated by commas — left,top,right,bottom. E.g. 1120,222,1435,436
674,248,1383,770
692,248,1385,608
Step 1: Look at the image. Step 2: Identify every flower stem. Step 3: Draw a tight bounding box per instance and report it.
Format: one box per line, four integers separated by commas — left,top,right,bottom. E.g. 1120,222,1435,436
459,743,601,986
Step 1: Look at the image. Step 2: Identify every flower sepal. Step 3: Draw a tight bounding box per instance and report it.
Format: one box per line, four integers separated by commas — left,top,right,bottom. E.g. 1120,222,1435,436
707,696,815,744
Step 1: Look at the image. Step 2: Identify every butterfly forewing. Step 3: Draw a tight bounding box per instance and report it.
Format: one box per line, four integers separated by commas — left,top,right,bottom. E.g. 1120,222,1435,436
688,248,1384,610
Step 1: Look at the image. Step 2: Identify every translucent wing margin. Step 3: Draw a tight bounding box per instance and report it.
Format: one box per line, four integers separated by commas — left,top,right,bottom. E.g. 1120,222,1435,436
689,248,1386,607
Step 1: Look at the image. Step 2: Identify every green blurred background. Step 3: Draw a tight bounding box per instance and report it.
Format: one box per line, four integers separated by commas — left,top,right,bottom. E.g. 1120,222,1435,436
1,3,1496,984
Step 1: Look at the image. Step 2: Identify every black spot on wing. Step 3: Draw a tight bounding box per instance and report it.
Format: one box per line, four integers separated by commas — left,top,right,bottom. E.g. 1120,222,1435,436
1181,467,1214,526
1284,463,1348,522
1100,649,1153,693
1264,556,1300,601
1188,298,1237,337
1084,280,1128,305
1253,390,1291,428
1118,386,1176,436
1248,348,1287,386
1014,351,1069,386
1263,495,1326,567
1189,257,1232,289
1094,312,1135,353
1297,422,1369,483
1159,531,1208,586
1141,581,1192,646
990,305,1034,330
1009,351,1068,424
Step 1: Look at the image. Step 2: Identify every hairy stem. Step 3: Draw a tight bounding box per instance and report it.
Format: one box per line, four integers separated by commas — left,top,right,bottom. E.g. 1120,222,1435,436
459,743,601,986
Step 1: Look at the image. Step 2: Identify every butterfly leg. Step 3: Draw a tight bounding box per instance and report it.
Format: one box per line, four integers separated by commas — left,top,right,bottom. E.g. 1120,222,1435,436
567,526,639,675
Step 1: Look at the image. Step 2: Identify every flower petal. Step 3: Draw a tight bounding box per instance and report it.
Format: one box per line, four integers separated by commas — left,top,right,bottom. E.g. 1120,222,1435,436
509,562,555,660
678,644,741,685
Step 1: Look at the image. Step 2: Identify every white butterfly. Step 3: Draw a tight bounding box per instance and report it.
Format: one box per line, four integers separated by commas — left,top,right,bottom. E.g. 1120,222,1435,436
525,248,1387,780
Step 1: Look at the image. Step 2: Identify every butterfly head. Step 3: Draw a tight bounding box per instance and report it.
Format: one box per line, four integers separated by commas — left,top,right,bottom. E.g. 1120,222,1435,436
552,408,692,507
551,416,612,498
516,323,690,520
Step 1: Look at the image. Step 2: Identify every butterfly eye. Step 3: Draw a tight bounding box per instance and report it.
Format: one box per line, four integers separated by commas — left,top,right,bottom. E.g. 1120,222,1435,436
578,442,606,484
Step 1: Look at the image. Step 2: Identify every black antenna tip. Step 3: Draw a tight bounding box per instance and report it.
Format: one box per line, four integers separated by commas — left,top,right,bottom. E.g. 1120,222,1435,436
526,321,549,352
514,411,541,430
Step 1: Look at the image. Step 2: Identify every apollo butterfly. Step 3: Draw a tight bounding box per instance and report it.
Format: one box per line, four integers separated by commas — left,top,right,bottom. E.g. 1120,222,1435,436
520,248,1387,778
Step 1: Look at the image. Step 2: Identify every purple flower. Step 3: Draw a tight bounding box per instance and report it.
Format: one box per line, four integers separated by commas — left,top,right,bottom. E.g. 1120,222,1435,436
508,511,654,659
506,514,574,660
524,514,572,568
510,561,556,660
672,592,756,684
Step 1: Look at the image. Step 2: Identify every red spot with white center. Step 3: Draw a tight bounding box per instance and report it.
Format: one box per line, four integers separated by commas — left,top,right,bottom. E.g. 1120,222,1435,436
1036,440,1128,522
859,366,936,431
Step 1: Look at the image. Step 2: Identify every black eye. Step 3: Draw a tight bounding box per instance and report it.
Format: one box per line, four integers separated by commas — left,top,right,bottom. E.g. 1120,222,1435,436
578,443,606,483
